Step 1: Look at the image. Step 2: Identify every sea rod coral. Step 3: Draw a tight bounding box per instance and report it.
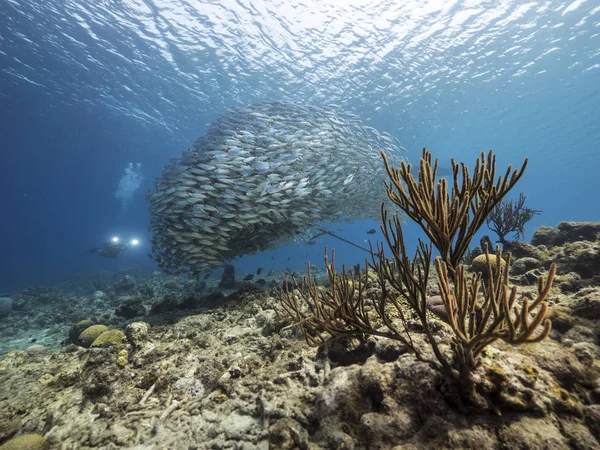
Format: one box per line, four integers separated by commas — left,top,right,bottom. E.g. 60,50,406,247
486,192,542,245
277,148,556,410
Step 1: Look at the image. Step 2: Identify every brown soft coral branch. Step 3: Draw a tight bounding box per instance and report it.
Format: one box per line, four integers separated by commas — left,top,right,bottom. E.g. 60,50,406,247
277,248,417,349
276,147,553,410
435,249,554,369
382,148,527,275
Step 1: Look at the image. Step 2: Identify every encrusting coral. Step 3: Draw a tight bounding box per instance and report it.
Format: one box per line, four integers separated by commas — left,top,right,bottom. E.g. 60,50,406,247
278,148,555,410
434,251,554,398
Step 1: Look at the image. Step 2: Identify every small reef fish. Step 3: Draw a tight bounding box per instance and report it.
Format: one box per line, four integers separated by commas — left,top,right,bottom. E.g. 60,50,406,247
147,101,406,275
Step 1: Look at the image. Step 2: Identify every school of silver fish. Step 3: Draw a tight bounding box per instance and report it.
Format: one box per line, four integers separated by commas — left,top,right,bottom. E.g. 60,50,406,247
147,101,405,275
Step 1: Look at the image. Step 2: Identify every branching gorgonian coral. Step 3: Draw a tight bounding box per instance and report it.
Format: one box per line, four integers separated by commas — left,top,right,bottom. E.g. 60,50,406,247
277,148,555,409
485,192,542,244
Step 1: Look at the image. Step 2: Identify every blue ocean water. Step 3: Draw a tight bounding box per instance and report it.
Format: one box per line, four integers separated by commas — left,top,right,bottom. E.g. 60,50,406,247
1,0,599,292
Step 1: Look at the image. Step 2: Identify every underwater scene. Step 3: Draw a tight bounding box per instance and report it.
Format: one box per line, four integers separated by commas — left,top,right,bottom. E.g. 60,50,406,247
1,0,600,449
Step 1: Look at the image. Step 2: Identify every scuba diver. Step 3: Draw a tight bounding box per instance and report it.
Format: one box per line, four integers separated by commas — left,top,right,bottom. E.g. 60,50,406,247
88,237,139,259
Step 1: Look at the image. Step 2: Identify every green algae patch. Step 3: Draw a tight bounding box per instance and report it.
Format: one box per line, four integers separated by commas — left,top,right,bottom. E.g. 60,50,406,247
0,434,48,450
91,330,126,348
78,324,109,347
76,319,94,329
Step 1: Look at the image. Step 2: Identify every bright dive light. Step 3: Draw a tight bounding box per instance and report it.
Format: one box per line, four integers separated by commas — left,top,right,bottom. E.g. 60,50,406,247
130,239,139,246
112,236,120,243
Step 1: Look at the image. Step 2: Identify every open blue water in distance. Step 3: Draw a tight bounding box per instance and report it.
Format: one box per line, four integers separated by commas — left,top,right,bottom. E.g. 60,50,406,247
1,0,599,292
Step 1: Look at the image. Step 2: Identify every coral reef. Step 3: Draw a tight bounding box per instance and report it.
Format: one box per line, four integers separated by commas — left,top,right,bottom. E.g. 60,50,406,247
278,148,555,410
0,249,598,449
0,162,599,448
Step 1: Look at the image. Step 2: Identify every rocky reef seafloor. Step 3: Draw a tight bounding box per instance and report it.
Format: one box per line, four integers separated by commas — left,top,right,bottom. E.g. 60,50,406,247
1,223,600,450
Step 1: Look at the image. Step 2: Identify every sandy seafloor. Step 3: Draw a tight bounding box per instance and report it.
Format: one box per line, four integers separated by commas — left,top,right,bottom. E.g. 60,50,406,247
1,222,600,450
